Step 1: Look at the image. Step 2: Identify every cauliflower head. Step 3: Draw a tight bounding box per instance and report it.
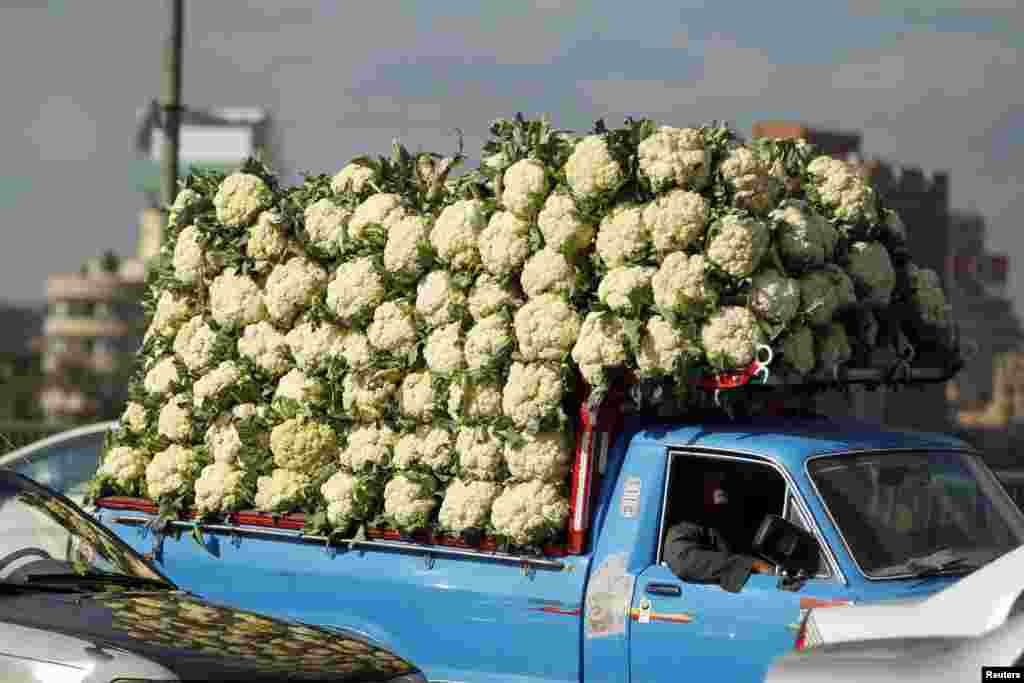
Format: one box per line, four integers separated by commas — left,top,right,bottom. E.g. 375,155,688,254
194,462,244,515
157,394,192,442
339,330,373,370
464,314,513,373
173,225,209,285
331,162,376,195
173,315,219,372
193,360,242,409
447,378,504,422
416,270,468,329
502,158,550,219
393,425,454,472
348,193,406,241
247,210,290,270
652,252,712,315
343,371,398,422
254,468,310,513
147,291,195,340
636,315,697,378
807,156,879,224
205,414,244,464
771,200,838,272
285,320,344,371
469,273,523,320
238,321,291,377
144,356,181,395
384,214,432,276
320,470,375,530
383,473,439,532
399,370,437,421
479,210,531,277
424,322,465,375
701,306,765,369
455,426,503,481
339,423,397,473
119,402,148,434
845,241,896,306
598,265,654,314
368,300,418,359
430,199,489,269
213,173,273,228
303,198,350,251
521,247,575,300
502,361,563,430
749,269,801,325
638,126,711,193
642,189,709,255
209,267,267,328
719,145,780,215
596,205,651,269
564,134,624,198
706,214,770,278
270,417,337,472
274,368,324,405
572,313,628,386
439,479,500,533
326,256,385,324
505,431,572,483
514,293,581,361
263,256,328,325
146,444,201,501
538,191,595,255
491,480,570,546
99,446,149,488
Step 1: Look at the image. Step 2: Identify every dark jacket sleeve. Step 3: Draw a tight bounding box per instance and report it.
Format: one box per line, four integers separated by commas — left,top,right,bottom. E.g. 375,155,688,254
664,521,756,593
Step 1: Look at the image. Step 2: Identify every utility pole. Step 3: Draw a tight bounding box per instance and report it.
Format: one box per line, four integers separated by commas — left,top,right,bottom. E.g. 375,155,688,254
160,0,183,212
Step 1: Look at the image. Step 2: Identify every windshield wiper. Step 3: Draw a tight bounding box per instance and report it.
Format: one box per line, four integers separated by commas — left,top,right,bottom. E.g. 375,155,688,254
901,548,980,584
0,580,86,595
22,572,172,591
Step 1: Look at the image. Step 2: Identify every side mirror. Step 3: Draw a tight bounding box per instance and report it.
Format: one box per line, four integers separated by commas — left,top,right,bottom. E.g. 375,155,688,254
752,514,820,579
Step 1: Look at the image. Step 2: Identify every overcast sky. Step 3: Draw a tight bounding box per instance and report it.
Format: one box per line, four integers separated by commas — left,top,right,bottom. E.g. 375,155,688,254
2,1,1021,316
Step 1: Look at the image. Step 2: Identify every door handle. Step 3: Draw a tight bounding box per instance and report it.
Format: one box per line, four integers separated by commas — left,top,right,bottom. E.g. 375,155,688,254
645,582,681,596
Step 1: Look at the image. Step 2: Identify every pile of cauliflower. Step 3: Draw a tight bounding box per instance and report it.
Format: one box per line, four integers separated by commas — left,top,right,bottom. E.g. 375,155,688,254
90,114,956,549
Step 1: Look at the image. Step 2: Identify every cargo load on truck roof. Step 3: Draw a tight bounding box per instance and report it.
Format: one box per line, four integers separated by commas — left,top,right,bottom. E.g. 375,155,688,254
87,113,965,557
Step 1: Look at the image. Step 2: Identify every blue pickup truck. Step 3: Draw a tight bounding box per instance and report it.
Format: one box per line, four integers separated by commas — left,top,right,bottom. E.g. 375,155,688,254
83,406,1024,683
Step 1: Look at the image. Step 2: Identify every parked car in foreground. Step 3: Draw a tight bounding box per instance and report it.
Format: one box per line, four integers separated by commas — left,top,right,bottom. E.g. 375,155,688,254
0,470,426,682
796,541,1024,649
767,612,1024,682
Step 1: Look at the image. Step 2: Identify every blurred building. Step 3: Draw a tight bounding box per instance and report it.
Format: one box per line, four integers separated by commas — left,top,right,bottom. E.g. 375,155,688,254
0,303,45,421
752,121,953,432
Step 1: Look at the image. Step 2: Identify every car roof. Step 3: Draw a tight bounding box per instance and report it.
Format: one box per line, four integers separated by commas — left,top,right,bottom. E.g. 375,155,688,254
629,414,974,469
0,421,115,468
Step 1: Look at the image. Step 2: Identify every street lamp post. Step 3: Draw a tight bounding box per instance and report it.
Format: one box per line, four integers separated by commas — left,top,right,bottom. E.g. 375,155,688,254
160,0,183,212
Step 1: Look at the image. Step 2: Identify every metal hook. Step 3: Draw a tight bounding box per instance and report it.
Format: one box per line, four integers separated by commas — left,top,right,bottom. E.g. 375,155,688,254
423,552,435,570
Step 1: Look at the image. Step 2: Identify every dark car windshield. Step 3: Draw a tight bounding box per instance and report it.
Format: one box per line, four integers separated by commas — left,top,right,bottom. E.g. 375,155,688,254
809,451,1024,578
0,472,168,586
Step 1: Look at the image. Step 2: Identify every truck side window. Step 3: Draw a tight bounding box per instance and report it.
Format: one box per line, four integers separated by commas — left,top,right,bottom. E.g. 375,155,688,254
784,494,828,578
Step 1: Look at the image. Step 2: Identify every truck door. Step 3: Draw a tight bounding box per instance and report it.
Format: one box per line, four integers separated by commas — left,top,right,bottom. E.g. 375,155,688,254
627,451,850,683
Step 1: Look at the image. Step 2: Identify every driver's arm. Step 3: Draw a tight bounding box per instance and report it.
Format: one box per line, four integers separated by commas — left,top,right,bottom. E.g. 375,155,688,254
664,521,760,593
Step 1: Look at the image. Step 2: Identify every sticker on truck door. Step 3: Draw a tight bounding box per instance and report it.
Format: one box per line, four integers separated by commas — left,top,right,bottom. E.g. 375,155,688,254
620,477,641,518
585,553,635,639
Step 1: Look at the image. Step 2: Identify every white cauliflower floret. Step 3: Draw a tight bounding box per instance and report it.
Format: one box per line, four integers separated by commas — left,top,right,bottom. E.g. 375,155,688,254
598,266,654,314
770,200,837,272
205,415,244,464
808,156,879,224
816,322,853,372
469,273,523,320
147,291,194,340
502,158,549,218
368,301,418,359
173,317,217,370
254,468,310,512
749,269,801,325
285,321,344,371
331,162,376,195
247,210,290,268
637,316,696,377
521,247,575,299
209,267,267,328
393,426,454,472
416,270,467,329
194,462,244,515
99,446,149,487
505,432,572,483
399,371,436,421
343,371,398,422
430,199,489,269
491,480,570,546
638,126,711,193
719,145,779,214
193,360,241,409
326,256,385,324
158,394,192,442
263,256,328,325
439,479,500,533
339,423,397,473
572,313,627,386
706,214,770,278
303,198,350,251
465,315,512,372
447,379,503,421
425,322,465,375
564,134,624,198
538,192,595,255
274,368,324,405
642,189,709,254
479,211,530,277
701,306,765,369
213,173,272,228
514,293,581,361
237,321,291,376
652,252,711,315
270,417,337,472
167,188,201,227
906,263,951,328
348,192,406,241
455,426,503,481
173,225,207,285
384,214,432,276
845,241,895,306
144,356,181,395
146,444,200,500
339,330,372,370
502,362,563,429
596,206,651,269
384,473,439,531
119,402,148,434
320,471,371,529
781,325,816,375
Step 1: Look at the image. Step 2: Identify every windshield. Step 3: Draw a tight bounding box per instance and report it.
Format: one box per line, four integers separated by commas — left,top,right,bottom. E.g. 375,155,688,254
808,451,1024,578
0,472,168,586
